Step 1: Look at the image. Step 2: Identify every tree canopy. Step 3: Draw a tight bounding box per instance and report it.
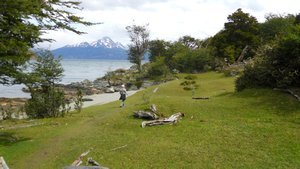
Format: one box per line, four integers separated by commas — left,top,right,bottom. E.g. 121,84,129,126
211,8,259,63
0,0,96,84
126,24,150,72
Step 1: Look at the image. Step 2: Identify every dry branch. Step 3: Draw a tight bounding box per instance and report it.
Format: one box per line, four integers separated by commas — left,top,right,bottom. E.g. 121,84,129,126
150,104,157,113
273,88,300,101
87,157,100,166
110,144,128,151
141,112,184,128
71,150,90,166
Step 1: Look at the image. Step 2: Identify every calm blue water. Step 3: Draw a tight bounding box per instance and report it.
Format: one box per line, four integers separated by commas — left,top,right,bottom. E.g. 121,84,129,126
0,59,133,98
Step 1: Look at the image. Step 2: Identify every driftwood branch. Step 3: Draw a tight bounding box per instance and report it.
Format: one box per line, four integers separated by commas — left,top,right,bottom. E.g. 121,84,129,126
71,150,90,166
110,144,128,151
274,88,300,101
141,112,184,128
133,104,159,120
87,157,100,166
150,104,157,113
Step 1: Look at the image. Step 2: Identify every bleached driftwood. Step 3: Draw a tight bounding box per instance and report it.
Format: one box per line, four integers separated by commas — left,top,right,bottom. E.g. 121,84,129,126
0,156,9,169
71,150,90,166
87,157,100,166
133,104,159,120
141,112,184,128
110,144,128,151
150,104,157,113
274,88,300,101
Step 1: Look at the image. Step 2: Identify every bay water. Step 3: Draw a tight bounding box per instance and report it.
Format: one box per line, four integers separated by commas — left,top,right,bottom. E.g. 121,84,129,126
0,59,133,98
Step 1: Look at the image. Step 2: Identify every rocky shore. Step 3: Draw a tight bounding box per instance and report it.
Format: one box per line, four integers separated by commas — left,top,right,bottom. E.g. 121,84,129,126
0,67,161,120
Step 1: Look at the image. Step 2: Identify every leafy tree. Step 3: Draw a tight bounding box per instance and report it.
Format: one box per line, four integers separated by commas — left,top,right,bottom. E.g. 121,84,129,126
146,57,171,80
0,0,95,84
74,89,83,113
126,24,150,72
236,23,300,91
260,14,296,43
211,8,259,63
178,35,200,49
23,50,69,118
295,13,300,24
148,40,170,62
173,48,213,73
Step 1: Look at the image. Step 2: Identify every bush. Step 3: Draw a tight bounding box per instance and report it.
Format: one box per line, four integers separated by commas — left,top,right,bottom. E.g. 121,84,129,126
173,48,213,73
147,57,171,80
236,33,300,91
23,50,69,118
25,88,68,118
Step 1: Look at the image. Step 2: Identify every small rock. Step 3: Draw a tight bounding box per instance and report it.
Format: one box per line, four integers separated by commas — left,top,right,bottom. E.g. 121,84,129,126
105,87,115,93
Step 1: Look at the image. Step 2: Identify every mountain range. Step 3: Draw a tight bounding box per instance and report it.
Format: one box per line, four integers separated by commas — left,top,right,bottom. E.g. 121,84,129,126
52,37,128,60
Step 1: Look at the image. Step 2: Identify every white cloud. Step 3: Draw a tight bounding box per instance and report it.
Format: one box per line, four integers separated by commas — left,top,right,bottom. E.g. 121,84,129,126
38,0,300,49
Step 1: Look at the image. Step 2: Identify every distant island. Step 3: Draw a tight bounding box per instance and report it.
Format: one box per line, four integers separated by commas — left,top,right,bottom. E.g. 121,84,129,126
51,37,128,60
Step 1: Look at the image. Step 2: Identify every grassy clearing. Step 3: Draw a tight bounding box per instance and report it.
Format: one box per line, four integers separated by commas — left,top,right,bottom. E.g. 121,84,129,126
0,72,299,169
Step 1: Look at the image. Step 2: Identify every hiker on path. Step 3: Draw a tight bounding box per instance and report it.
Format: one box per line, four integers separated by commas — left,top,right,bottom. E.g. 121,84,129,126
119,84,127,107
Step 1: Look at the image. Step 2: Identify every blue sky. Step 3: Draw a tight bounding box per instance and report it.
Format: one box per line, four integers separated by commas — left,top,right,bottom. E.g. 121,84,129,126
38,0,300,49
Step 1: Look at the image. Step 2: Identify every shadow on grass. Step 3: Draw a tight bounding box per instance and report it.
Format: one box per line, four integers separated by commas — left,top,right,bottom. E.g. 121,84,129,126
0,132,31,146
229,88,300,115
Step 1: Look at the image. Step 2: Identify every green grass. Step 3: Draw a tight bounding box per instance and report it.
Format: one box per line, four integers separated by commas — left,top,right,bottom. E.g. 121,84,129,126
0,72,299,169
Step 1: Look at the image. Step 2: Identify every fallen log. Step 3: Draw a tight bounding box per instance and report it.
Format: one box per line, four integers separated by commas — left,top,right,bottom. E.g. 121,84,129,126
141,112,184,128
133,110,158,120
133,104,159,120
192,97,209,100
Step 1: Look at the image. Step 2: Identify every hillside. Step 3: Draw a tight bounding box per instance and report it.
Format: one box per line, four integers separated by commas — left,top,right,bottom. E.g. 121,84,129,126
51,37,128,59
0,72,299,168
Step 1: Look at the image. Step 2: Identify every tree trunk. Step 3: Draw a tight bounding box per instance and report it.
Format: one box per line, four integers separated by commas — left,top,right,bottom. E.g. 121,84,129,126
236,45,248,63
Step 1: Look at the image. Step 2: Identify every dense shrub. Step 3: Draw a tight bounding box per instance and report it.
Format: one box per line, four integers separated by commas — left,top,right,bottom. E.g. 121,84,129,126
236,33,300,91
173,48,213,73
25,87,68,118
147,57,170,77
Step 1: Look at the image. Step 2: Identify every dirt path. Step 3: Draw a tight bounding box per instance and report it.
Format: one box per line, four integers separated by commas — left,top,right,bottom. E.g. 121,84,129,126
70,90,139,109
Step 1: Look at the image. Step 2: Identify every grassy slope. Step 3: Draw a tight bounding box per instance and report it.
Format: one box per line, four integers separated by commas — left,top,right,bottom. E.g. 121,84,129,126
0,72,299,169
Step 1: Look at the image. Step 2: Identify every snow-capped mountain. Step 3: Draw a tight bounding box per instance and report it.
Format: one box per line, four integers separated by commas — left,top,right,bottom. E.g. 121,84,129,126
52,37,128,60
64,37,126,49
